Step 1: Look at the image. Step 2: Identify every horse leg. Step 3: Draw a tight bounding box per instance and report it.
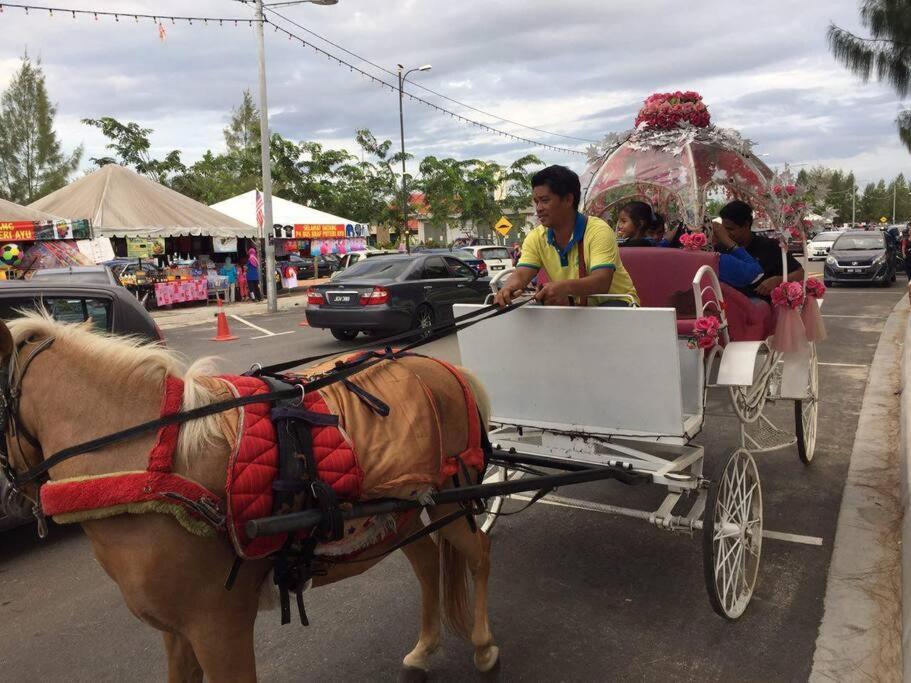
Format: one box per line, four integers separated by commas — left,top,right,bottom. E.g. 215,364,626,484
400,534,443,672
434,510,499,673
185,618,257,683
162,631,203,683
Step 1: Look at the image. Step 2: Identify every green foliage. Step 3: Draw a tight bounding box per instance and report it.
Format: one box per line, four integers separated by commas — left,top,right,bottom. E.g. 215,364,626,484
223,89,260,156
82,117,185,184
0,54,82,203
828,1,911,151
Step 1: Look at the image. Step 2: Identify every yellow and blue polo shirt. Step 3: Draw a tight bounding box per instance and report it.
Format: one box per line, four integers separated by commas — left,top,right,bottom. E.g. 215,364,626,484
517,213,639,306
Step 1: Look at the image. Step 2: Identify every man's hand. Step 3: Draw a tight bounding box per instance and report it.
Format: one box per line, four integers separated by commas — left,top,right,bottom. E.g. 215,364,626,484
534,280,574,305
494,285,523,308
755,275,782,296
713,223,736,250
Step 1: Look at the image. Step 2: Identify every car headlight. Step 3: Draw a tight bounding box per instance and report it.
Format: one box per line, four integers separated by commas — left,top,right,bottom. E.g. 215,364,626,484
872,254,885,266
826,256,837,266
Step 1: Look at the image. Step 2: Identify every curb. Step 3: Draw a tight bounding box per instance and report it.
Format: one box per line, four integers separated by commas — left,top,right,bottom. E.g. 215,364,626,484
903,296,911,682
810,297,907,681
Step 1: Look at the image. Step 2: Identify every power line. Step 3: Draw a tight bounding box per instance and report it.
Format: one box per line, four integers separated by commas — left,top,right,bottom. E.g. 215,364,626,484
0,2,253,24
262,6,598,144
263,18,585,155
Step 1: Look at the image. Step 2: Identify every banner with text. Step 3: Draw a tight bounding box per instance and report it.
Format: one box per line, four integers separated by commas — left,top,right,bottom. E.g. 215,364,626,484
0,219,91,242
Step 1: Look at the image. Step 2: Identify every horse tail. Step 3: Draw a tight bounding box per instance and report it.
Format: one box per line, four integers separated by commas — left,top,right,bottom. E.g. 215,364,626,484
440,534,473,641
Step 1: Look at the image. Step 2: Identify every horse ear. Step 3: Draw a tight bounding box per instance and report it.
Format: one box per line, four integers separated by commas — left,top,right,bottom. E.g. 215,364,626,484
0,320,12,361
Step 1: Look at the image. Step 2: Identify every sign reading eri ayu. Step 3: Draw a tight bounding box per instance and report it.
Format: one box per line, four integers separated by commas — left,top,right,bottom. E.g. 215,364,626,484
0,219,92,242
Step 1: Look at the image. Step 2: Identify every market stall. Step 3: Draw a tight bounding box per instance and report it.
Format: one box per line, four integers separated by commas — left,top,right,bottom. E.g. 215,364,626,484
30,164,256,306
210,191,369,284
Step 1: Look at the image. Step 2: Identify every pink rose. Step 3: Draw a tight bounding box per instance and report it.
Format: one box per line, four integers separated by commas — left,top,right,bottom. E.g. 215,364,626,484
785,184,796,195
772,184,783,196
782,204,795,215
805,278,826,298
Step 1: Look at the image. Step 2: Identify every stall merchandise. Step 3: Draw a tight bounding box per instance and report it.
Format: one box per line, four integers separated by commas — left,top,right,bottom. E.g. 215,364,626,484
155,278,208,307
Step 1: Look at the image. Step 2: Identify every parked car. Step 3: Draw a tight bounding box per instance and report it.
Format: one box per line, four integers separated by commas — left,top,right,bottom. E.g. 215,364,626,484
824,230,896,287
0,281,163,531
275,254,339,284
421,248,488,277
29,265,119,286
330,250,399,280
452,237,495,248
464,245,513,274
305,253,490,341
807,231,842,260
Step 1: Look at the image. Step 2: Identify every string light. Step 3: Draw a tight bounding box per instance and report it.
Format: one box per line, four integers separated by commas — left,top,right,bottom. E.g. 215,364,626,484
0,3,251,25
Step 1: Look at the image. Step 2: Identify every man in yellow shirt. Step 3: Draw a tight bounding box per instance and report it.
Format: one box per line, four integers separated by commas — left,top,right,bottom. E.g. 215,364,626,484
494,165,638,307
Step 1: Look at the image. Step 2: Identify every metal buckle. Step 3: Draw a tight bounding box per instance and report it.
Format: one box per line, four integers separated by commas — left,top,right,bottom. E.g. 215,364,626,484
293,384,306,407
249,363,263,374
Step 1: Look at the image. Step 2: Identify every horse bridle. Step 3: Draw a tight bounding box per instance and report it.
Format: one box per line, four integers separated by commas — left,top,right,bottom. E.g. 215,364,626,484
0,336,56,535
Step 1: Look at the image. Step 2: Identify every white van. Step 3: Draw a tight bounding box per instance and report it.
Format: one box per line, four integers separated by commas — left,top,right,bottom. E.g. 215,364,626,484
465,245,513,274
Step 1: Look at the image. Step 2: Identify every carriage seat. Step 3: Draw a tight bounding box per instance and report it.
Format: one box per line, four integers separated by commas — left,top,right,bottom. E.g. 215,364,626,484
619,247,772,342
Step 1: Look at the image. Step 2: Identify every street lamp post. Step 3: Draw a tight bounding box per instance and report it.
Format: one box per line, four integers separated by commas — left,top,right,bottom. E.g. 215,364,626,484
397,64,431,254
254,0,337,313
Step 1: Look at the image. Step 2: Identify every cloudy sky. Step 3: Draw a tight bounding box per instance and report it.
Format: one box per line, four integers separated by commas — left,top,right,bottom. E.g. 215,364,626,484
0,0,906,186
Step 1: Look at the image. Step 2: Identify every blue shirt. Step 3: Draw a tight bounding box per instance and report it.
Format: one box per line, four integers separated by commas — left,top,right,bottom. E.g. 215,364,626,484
246,262,260,281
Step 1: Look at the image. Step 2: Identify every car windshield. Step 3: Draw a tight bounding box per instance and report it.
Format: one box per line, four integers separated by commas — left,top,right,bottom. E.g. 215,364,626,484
478,247,510,259
833,235,885,250
451,251,476,259
812,232,840,242
334,259,411,280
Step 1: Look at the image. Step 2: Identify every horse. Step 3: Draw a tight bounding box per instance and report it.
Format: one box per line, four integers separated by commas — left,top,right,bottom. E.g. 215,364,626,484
0,312,499,682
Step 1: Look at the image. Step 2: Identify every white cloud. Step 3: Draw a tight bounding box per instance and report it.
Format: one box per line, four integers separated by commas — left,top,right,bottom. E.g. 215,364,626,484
0,0,904,188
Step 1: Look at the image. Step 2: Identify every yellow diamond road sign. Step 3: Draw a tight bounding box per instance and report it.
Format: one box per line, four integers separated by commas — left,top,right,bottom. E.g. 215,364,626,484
494,216,513,237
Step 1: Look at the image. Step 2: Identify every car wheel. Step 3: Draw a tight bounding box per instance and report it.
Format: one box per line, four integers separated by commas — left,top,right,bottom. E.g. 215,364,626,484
330,328,359,341
414,305,435,338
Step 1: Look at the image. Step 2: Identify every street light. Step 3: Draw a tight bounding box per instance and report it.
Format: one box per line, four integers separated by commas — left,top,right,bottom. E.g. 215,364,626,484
397,63,432,253
254,0,338,313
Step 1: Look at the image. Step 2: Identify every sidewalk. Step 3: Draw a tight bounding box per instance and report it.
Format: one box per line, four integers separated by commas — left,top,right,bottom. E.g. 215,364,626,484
151,279,328,330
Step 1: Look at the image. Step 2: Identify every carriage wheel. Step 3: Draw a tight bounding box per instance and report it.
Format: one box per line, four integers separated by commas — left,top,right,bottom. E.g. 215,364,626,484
476,465,524,535
702,448,763,620
795,345,819,465
728,346,776,424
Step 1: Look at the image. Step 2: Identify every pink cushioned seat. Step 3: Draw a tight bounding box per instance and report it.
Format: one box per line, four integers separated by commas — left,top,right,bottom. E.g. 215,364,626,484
620,247,772,342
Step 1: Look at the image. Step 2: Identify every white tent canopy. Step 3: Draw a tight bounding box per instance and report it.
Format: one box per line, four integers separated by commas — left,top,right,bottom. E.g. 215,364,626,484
30,164,257,239
0,197,61,222
211,190,367,233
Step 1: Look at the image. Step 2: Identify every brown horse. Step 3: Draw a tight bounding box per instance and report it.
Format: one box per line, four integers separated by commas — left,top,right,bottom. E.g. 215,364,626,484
0,312,498,682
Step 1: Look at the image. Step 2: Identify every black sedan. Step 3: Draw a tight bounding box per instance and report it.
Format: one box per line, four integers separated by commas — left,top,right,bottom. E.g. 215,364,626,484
276,254,339,283
824,230,896,287
305,254,490,341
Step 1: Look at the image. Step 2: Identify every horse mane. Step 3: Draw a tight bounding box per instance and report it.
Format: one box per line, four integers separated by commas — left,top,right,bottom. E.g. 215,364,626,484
7,310,228,463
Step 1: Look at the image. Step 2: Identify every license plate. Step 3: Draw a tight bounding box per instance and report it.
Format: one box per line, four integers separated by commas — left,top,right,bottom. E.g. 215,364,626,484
491,265,505,270
846,267,864,273
328,293,355,304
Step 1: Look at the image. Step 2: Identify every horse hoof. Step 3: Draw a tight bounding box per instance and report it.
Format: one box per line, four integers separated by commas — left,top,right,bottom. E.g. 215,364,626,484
398,666,429,683
474,645,500,674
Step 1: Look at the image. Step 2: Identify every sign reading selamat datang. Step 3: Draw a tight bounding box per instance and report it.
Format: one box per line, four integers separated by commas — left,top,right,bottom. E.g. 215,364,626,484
0,219,92,242
293,224,347,239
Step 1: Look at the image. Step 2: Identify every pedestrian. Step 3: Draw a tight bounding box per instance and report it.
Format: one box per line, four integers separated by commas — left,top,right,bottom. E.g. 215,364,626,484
238,264,249,301
219,256,238,303
246,246,261,301
902,225,911,279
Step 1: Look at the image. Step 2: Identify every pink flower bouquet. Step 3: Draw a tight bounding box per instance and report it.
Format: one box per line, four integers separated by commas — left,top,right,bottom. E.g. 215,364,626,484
770,280,805,309
801,278,827,342
635,91,711,130
680,232,707,251
771,281,808,352
690,315,722,350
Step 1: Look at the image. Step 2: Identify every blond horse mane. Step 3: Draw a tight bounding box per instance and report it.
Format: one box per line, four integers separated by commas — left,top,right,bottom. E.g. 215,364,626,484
6,310,227,464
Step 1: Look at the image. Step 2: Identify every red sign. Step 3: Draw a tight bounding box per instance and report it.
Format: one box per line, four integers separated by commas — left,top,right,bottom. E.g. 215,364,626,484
0,222,35,242
294,224,345,239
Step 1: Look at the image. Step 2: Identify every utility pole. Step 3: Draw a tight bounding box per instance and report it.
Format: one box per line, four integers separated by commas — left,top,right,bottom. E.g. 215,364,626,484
253,0,338,313
255,0,277,312
397,63,432,254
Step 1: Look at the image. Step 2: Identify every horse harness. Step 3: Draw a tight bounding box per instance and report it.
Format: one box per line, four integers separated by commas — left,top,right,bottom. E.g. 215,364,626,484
0,336,56,536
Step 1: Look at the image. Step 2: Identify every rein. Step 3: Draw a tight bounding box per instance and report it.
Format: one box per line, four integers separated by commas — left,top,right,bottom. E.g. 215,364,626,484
2,299,529,489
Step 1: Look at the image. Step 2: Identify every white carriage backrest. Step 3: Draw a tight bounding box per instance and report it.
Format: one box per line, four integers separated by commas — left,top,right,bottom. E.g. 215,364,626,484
455,304,703,439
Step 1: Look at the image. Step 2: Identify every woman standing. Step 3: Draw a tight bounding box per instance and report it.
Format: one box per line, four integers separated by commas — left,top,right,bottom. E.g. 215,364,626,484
245,246,261,301
218,257,238,303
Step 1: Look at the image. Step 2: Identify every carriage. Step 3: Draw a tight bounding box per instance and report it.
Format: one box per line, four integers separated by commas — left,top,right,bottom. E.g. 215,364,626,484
452,93,822,619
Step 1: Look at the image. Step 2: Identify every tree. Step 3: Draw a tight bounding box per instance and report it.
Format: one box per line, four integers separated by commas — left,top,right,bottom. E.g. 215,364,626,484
828,2,911,150
82,117,185,185
0,54,82,203
498,154,543,228
224,89,260,156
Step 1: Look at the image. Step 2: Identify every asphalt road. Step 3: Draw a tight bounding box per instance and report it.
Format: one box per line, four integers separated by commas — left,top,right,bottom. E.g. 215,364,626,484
0,269,904,682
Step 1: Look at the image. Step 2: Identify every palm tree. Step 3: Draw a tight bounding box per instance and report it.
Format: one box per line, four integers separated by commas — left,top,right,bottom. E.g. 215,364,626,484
828,1,911,149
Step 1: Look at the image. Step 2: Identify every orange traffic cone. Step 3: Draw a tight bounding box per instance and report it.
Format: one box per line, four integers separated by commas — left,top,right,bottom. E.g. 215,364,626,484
211,298,238,341
298,318,309,327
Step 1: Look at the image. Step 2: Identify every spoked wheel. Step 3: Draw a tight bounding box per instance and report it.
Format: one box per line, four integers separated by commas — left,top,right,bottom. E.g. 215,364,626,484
702,448,763,620
795,344,819,465
728,346,777,424
476,465,525,534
